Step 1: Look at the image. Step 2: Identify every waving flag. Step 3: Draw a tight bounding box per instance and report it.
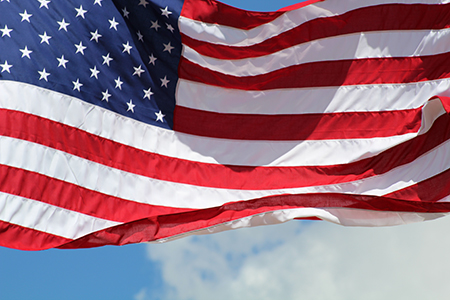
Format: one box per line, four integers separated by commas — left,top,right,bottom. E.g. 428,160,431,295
1,0,450,250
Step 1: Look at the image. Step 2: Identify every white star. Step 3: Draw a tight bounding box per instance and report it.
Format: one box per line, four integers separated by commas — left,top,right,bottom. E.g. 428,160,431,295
166,23,175,33
137,31,144,42
148,53,157,65
115,76,123,90
122,7,130,18
20,10,32,22
160,76,170,88
38,0,51,9
102,89,111,102
138,0,149,7
155,110,165,122
161,6,172,18
122,41,132,54
39,31,51,44
94,0,102,6
20,46,32,59
143,87,153,100
109,17,119,30
90,29,102,42
133,65,145,77
0,60,12,73
163,42,174,53
150,20,160,31
127,100,135,113
75,5,87,19
91,29,102,43
72,79,83,92
0,25,12,37
57,55,69,68
75,41,87,55
102,53,113,66
57,19,70,31
90,65,100,79
38,68,50,81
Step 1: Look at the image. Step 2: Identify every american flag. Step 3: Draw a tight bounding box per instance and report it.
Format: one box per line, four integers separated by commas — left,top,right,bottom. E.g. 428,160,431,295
1,0,450,250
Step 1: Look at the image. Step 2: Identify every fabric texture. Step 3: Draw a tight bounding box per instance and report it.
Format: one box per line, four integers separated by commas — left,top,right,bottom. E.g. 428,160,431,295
1,0,450,250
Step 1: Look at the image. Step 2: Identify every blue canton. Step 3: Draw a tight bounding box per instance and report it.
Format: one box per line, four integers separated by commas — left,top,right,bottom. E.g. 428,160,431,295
0,0,184,129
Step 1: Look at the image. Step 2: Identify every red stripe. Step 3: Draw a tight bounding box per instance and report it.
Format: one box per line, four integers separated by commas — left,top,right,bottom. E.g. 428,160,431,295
278,0,325,12
385,167,450,202
182,3,450,60
181,0,285,30
2,109,450,190
5,177,448,251
179,52,450,90
0,221,71,251
0,164,193,223
173,106,422,140
437,96,450,113
58,192,450,249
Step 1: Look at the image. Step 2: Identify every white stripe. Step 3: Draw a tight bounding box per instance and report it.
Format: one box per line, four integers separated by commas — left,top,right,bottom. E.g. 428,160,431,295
321,208,447,226
0,135,268,208
182,28,450,76
0,191,120,240
0,81,446,169
216,207,447,227
310,138,450,197
179,0,449,47
1,131,450,209
155,207,448,242
177,78,450,114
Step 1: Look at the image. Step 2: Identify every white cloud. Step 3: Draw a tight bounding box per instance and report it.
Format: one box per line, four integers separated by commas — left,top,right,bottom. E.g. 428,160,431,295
134,288,148,300
145,216,450,300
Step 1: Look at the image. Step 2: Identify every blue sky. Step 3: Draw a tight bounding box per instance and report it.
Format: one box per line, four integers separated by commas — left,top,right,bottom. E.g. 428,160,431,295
3,1,450,300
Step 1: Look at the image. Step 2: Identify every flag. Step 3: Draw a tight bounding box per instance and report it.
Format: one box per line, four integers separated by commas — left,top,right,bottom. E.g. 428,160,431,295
1,0,450,250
